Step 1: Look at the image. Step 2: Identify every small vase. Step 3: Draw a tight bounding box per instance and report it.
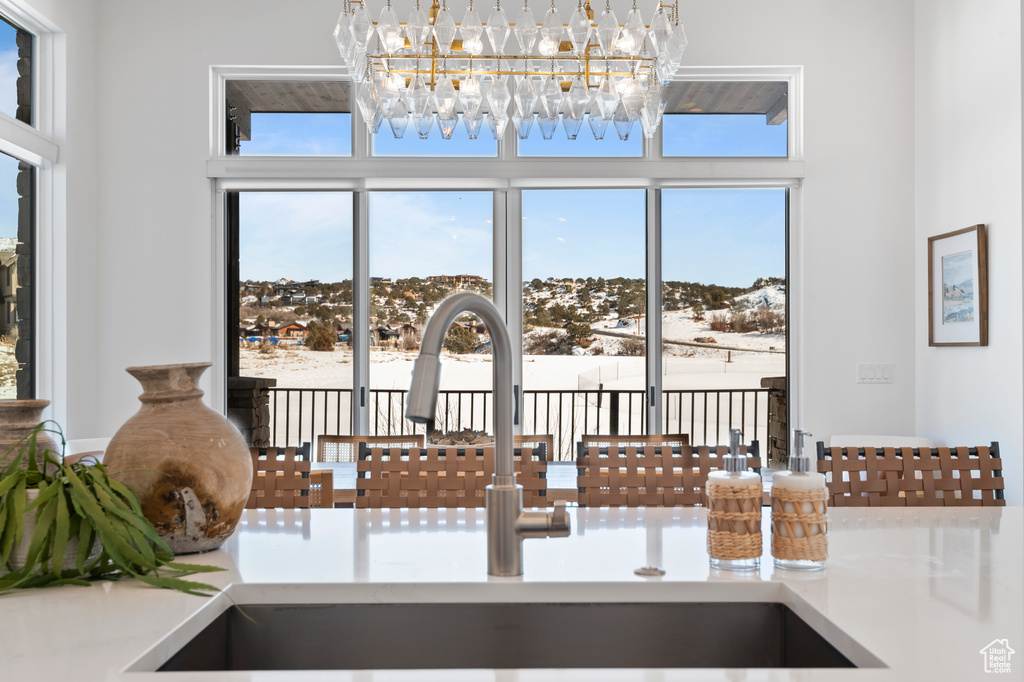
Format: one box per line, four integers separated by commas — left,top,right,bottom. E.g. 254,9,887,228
0,399,60,470
103,363,253,554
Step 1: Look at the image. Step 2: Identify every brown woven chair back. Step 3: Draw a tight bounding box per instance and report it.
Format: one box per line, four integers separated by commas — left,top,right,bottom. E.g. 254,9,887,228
246,443,312,509
576,442,761,507
308,469,333,508
581,434,689,448
816,442,1004,507
514,434,555,461
317,434,426,463
356,445,548,509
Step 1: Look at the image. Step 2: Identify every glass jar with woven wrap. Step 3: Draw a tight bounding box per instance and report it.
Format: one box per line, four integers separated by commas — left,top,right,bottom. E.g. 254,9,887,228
771,429,827,570
706,428,763,570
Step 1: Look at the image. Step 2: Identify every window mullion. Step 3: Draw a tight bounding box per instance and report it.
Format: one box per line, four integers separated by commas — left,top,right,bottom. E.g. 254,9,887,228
352,191,370,435
646,188,662,434
503,189,523,435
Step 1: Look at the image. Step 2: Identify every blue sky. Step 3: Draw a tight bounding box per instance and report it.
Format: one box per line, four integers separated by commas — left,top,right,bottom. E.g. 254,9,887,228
238,104,787,288
942,250,974,288
0,21,20,240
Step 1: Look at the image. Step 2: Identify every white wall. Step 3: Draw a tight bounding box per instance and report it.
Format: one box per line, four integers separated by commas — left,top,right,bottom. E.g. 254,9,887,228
70,0,922,454
675,1,919,443
915,0,1023,504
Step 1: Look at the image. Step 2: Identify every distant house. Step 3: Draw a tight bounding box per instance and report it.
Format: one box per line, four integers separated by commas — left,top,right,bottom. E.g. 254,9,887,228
427,274,486,287
376,325,400,343
242,321,272,337
397,323,422,347
397,323,421,337
274,322,307,339
446,321,483,336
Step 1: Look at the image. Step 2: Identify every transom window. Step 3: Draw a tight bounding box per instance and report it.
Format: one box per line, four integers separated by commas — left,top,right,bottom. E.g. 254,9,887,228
222,78,791,159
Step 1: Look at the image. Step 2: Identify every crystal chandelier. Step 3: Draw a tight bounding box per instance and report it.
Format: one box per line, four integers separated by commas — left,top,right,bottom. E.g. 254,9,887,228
332,0,687,141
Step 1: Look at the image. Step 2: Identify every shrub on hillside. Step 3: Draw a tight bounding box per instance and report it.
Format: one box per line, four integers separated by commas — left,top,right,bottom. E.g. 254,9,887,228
566,322,592,345
732,312,758,333
443,326,478,355
617,337,645,356
754,306,785,334
709,311,758,334
305,322,337,352
524,330,574,355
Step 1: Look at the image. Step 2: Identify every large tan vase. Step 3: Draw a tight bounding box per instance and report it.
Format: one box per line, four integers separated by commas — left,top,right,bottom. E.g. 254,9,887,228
0,399,60,469
103,363,253,554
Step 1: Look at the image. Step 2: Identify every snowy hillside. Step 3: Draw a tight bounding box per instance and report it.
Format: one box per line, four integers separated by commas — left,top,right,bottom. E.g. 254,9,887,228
732,284,786,310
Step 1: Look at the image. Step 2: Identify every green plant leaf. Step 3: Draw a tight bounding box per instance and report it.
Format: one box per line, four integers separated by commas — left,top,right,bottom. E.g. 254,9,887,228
11,478,26,546
65,469,151,568
0,469,24,497
22,496,56,570
0,497,13,567
75,518,95,573
51,486,70,576
164,562,226,573
26,479,59,509
132,573,222,597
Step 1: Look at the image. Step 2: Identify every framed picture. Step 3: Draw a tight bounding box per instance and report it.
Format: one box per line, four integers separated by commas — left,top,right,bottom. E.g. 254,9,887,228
928,224,988,346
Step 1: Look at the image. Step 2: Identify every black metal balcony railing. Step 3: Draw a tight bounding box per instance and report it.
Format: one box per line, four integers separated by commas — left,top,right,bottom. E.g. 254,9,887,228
265,387,769,462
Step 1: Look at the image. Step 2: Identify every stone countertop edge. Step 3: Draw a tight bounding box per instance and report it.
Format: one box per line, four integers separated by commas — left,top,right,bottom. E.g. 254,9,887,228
0,506,1020,682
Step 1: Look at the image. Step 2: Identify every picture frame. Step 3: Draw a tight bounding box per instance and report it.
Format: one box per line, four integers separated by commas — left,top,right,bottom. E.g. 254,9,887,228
928,224,988,347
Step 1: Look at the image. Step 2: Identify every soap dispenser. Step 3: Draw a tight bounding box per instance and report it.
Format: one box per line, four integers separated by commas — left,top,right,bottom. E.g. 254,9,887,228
771,429,828,570
706,428,763,571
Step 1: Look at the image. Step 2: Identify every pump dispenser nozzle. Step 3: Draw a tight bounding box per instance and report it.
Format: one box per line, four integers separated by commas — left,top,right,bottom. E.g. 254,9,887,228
723,428,745,473
789,429,813,473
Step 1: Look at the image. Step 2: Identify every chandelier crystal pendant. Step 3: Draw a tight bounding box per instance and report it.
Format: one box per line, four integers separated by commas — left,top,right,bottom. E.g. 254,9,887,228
332,0,686,142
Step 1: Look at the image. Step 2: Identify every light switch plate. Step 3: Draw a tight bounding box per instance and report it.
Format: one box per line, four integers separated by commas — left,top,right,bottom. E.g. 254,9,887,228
857,364,894,384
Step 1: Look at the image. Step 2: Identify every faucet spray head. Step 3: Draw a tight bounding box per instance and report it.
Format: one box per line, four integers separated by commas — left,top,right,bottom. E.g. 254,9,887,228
406,352,441,423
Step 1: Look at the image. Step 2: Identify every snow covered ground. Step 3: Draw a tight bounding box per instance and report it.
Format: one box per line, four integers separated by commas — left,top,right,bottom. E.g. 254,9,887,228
240,344,783,392
239,297,786,455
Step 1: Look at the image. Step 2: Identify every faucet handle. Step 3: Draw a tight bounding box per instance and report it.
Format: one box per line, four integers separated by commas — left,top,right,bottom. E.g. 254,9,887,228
549,500,571,537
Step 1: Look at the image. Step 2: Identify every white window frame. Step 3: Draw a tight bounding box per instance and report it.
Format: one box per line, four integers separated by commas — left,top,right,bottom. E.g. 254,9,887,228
0,0,62,423
210,66,805,433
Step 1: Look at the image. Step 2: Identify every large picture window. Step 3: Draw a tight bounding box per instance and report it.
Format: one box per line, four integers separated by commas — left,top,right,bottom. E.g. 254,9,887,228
219,73,798,461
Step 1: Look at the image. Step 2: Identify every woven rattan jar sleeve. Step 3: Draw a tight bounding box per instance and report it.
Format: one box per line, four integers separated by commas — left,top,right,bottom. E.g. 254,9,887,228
706,477,763,560
771,485,828,562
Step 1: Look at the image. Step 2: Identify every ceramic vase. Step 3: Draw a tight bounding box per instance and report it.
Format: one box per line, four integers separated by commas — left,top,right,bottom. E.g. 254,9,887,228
103,363,253,554
0,399,59,469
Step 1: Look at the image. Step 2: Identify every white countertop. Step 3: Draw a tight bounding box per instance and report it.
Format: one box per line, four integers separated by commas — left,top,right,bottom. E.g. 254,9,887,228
1,506,1021,681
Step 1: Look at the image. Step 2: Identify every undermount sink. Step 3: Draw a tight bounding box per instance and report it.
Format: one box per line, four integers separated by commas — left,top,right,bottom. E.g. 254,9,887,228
154,601,862,671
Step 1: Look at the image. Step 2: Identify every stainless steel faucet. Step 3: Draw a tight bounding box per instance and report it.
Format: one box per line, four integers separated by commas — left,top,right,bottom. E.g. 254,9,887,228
405,292,570,577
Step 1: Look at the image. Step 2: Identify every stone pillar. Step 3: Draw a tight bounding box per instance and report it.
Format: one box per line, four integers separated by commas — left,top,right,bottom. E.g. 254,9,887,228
760,376,787,465
227,377,277,447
